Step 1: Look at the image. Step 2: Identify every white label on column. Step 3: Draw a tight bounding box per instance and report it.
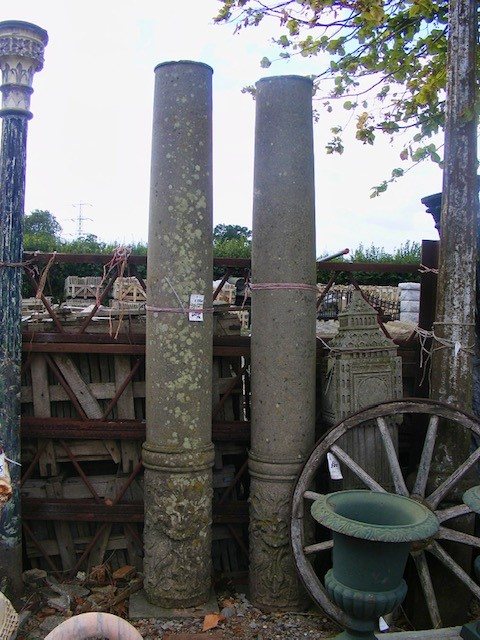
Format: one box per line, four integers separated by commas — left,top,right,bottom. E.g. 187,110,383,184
327,452,343,480
379,617,389,632
189,294,204,322
0,451,5,477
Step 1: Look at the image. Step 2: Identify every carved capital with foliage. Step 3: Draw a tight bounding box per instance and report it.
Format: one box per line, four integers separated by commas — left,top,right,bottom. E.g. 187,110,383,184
0,21,48,117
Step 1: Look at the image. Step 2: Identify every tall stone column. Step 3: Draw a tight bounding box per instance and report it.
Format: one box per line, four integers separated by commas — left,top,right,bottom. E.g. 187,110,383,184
0,20,48,596
143,61,214,608
427,1,478,626
249,75,316,611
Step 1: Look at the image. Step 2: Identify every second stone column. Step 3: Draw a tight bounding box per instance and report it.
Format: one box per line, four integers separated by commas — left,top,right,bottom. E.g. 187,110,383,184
143,61,214,608
249,75,317,611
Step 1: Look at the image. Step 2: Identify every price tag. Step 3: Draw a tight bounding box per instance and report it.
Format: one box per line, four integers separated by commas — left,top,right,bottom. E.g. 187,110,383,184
327,452,343,480
379,617,389,632
189,294,205,322
0,451,5,477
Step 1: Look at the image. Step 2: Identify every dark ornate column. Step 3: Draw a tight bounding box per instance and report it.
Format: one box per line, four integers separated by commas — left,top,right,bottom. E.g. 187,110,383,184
0,20,48,596
143,61,214,608
249,75,316,611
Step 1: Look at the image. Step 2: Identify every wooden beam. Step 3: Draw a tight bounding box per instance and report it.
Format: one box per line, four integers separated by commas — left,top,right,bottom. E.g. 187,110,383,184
22,498,249,524
21,416,250,442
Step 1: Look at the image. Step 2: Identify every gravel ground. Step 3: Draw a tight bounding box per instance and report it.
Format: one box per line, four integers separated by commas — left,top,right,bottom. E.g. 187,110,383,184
16,570,340,640
130,591,340,640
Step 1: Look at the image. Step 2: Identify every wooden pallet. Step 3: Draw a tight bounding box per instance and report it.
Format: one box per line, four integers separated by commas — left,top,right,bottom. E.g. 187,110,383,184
22,475,143,571
21,345,249,574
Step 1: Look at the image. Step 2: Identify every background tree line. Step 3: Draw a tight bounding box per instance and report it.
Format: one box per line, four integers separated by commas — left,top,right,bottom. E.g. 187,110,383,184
22,210,420,300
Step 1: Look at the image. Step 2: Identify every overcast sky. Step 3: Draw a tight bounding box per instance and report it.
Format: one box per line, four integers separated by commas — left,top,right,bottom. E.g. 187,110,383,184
8,1,441,254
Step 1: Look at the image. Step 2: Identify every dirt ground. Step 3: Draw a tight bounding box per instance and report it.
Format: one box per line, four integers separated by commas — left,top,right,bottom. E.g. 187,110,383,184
17,568,341,639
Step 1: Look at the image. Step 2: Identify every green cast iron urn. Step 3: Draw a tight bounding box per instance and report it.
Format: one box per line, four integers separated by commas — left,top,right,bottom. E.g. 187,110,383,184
460,486,480,640
311,490,439,640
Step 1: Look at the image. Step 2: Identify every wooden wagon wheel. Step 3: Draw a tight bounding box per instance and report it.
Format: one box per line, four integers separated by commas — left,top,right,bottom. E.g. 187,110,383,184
291,398,480,631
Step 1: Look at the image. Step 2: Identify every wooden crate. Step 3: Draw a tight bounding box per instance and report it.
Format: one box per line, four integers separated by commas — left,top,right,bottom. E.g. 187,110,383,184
65,276,102,299
112,277,146,302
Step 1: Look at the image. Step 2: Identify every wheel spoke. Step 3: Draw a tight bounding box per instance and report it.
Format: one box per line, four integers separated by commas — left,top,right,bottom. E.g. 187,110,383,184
412,551,442,629
304,490,322,501
426,445,480,509
376,416,409,496
304,539,333,556
435,503,472,523
412,415,439,498
330,444,386,493
437,526,480,548
428,540,480,600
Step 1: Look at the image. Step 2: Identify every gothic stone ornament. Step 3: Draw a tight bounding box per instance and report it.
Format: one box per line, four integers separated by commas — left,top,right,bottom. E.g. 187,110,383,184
320,291,402,489
0,21,48,117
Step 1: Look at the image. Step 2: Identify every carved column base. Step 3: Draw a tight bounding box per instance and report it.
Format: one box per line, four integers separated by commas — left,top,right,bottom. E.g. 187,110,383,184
249,454,310,612
142,443,214,608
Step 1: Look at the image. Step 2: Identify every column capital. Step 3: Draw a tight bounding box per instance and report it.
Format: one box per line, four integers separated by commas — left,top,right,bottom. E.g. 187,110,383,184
0,21,48,118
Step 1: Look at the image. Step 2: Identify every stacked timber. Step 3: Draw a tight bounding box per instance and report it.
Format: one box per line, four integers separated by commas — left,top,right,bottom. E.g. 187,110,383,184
112,277,146,304
64,276,102,300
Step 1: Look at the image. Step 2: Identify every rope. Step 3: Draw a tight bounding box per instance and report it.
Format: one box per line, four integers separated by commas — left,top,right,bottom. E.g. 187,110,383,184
0,447,21,467
0,251,39,269
165,276,187,312
97,245,132,305
250,282,318,292
146,277,213,316
241,272,251,309
146,305,214,314
35,251,56,299
414,324,475,388
418,264,439,275
3,457,20,466
95,246,132,338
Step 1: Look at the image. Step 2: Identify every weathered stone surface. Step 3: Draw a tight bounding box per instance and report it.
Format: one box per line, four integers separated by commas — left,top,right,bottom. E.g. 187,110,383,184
249,75,316,611
426,1,478,626
143,60,214,607
249,473,307,611
129,588,219,619
143,458,213,607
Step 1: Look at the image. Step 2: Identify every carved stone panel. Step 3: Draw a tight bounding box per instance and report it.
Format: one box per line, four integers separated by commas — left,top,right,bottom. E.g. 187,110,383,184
143,466,212,608
249,476,310,612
